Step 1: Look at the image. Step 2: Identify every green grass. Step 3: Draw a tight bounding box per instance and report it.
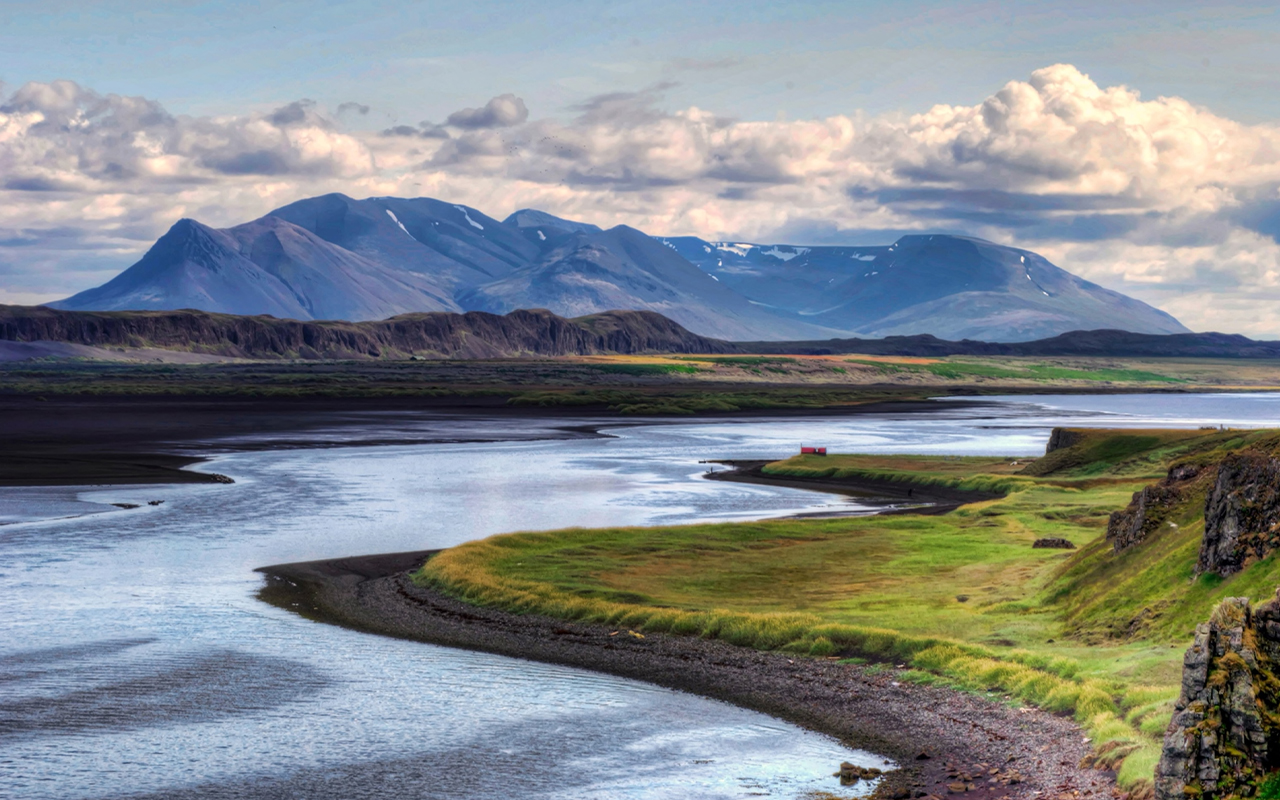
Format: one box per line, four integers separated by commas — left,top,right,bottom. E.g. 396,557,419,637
416,427,1280,793
504,387,926,415
590,363,703,376
760,453,1036,495
842,357,1184,384
671,356,798,366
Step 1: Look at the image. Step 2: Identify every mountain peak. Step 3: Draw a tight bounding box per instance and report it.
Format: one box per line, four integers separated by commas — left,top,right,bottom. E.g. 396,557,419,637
163,217,218,239
504,208,602,235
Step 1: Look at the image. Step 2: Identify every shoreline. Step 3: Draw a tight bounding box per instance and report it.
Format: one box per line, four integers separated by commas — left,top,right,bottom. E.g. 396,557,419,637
256,550,1116,800
0,394,989,488
705,460,1003,517
0,452,235,487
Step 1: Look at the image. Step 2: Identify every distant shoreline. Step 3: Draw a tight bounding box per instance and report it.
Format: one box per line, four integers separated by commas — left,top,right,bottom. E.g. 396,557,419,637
0,394,988,488
705,459,1004,518
255,549,1114,800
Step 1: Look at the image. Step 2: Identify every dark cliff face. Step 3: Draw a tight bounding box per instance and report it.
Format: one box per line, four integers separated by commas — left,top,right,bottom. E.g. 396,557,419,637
1096,448,1280,570
1156,593,1280,800
1106,463,1205,554
1045,428,1083,454
0,305,734,359
1198,453,1280,578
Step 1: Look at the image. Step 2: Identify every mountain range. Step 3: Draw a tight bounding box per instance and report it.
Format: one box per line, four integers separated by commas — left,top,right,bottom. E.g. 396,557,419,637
53,193,1189,342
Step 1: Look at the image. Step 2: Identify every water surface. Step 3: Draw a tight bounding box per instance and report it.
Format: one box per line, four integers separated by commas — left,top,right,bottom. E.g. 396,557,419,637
6,393,1280,799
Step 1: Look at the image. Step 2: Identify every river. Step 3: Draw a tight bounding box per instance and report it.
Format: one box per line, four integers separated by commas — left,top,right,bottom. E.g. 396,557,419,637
5,393,1280,799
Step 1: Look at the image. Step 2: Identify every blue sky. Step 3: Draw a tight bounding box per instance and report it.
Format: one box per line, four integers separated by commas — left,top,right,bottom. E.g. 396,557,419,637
5,0,1278,124
3,0,1280,333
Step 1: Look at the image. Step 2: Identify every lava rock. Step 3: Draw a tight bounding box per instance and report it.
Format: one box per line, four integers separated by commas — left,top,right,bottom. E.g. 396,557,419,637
1198,453,1280,577
1106,462,1203,554
1155,592,1280,800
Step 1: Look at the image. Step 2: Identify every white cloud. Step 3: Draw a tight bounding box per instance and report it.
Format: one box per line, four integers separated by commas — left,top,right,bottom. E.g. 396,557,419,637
445,93,529,129
1030,231,1280,335
5,68,1280,333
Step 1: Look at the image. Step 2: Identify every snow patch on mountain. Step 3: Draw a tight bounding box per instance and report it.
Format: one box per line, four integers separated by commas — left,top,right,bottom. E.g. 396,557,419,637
454,206,484,230
761,246,810,261
385,209,413,239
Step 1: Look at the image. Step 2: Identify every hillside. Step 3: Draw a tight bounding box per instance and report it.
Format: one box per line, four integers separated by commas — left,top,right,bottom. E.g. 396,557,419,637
0,305,731,360
460,225,838,341
749,328,1280,358
5,304,1279,362
52,194,1186,342
662,233,1188,341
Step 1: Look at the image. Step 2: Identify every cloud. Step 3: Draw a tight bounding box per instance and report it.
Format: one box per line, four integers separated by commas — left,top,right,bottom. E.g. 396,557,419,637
266,99,320,127
445,93,529,129
6,67,1280,333
381,120,450,139
0,80,374,196
569,82,680,125
337,101,370,116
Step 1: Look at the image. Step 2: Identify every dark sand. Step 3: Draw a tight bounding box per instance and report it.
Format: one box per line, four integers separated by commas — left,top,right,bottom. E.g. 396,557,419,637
0,395,579,486
0,394,986,487
257,551,1117,800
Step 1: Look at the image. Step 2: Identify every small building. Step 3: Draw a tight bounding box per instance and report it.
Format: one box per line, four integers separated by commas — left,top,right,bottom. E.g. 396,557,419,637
800,446,827,455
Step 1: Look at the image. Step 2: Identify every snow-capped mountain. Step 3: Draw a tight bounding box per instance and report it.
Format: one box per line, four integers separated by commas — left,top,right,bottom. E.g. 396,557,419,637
54,195,1188,341
660,234,1188,341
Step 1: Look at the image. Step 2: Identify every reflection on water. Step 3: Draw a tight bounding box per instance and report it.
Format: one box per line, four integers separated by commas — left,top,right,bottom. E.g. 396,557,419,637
0,642,329,741
5,393,1280,799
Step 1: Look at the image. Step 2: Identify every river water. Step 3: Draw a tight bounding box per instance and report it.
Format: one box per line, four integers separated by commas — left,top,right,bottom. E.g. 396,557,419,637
5,393,1280,799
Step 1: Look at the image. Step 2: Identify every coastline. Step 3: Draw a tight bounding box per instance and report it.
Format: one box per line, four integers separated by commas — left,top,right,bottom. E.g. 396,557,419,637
705,460,1004,517
0,452,234,487
256,550,1116,800
0,394,988,488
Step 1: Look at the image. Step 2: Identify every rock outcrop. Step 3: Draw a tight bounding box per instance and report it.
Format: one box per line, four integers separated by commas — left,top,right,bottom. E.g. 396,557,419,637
1198,453,1280,578
1155,592,1280,800
1106,464,1203,554
1104,449,1280,574
1046,428,1083,455
1032,538,1076,549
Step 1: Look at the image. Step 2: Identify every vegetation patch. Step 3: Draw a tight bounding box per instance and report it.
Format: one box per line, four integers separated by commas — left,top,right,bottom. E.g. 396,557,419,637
842,357,1183,384
417,427,1280,795
590,363,702,376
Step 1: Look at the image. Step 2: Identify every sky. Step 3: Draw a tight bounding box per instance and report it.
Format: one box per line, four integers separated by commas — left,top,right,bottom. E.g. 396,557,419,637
3,0,1280,334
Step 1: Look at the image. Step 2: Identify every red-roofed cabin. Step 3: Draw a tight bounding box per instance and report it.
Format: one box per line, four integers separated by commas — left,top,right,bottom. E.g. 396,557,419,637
800,446,827,455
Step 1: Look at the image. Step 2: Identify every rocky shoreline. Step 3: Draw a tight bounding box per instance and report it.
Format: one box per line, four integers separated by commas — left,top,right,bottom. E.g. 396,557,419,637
257,550,1118,800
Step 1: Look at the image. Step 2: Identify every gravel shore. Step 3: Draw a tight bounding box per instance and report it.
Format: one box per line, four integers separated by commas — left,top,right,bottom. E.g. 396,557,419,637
257,550,1118,800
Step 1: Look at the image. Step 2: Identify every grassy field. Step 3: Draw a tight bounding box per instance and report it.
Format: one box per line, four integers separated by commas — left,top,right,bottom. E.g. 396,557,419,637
416,427,1280,792
6,354,1280,415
